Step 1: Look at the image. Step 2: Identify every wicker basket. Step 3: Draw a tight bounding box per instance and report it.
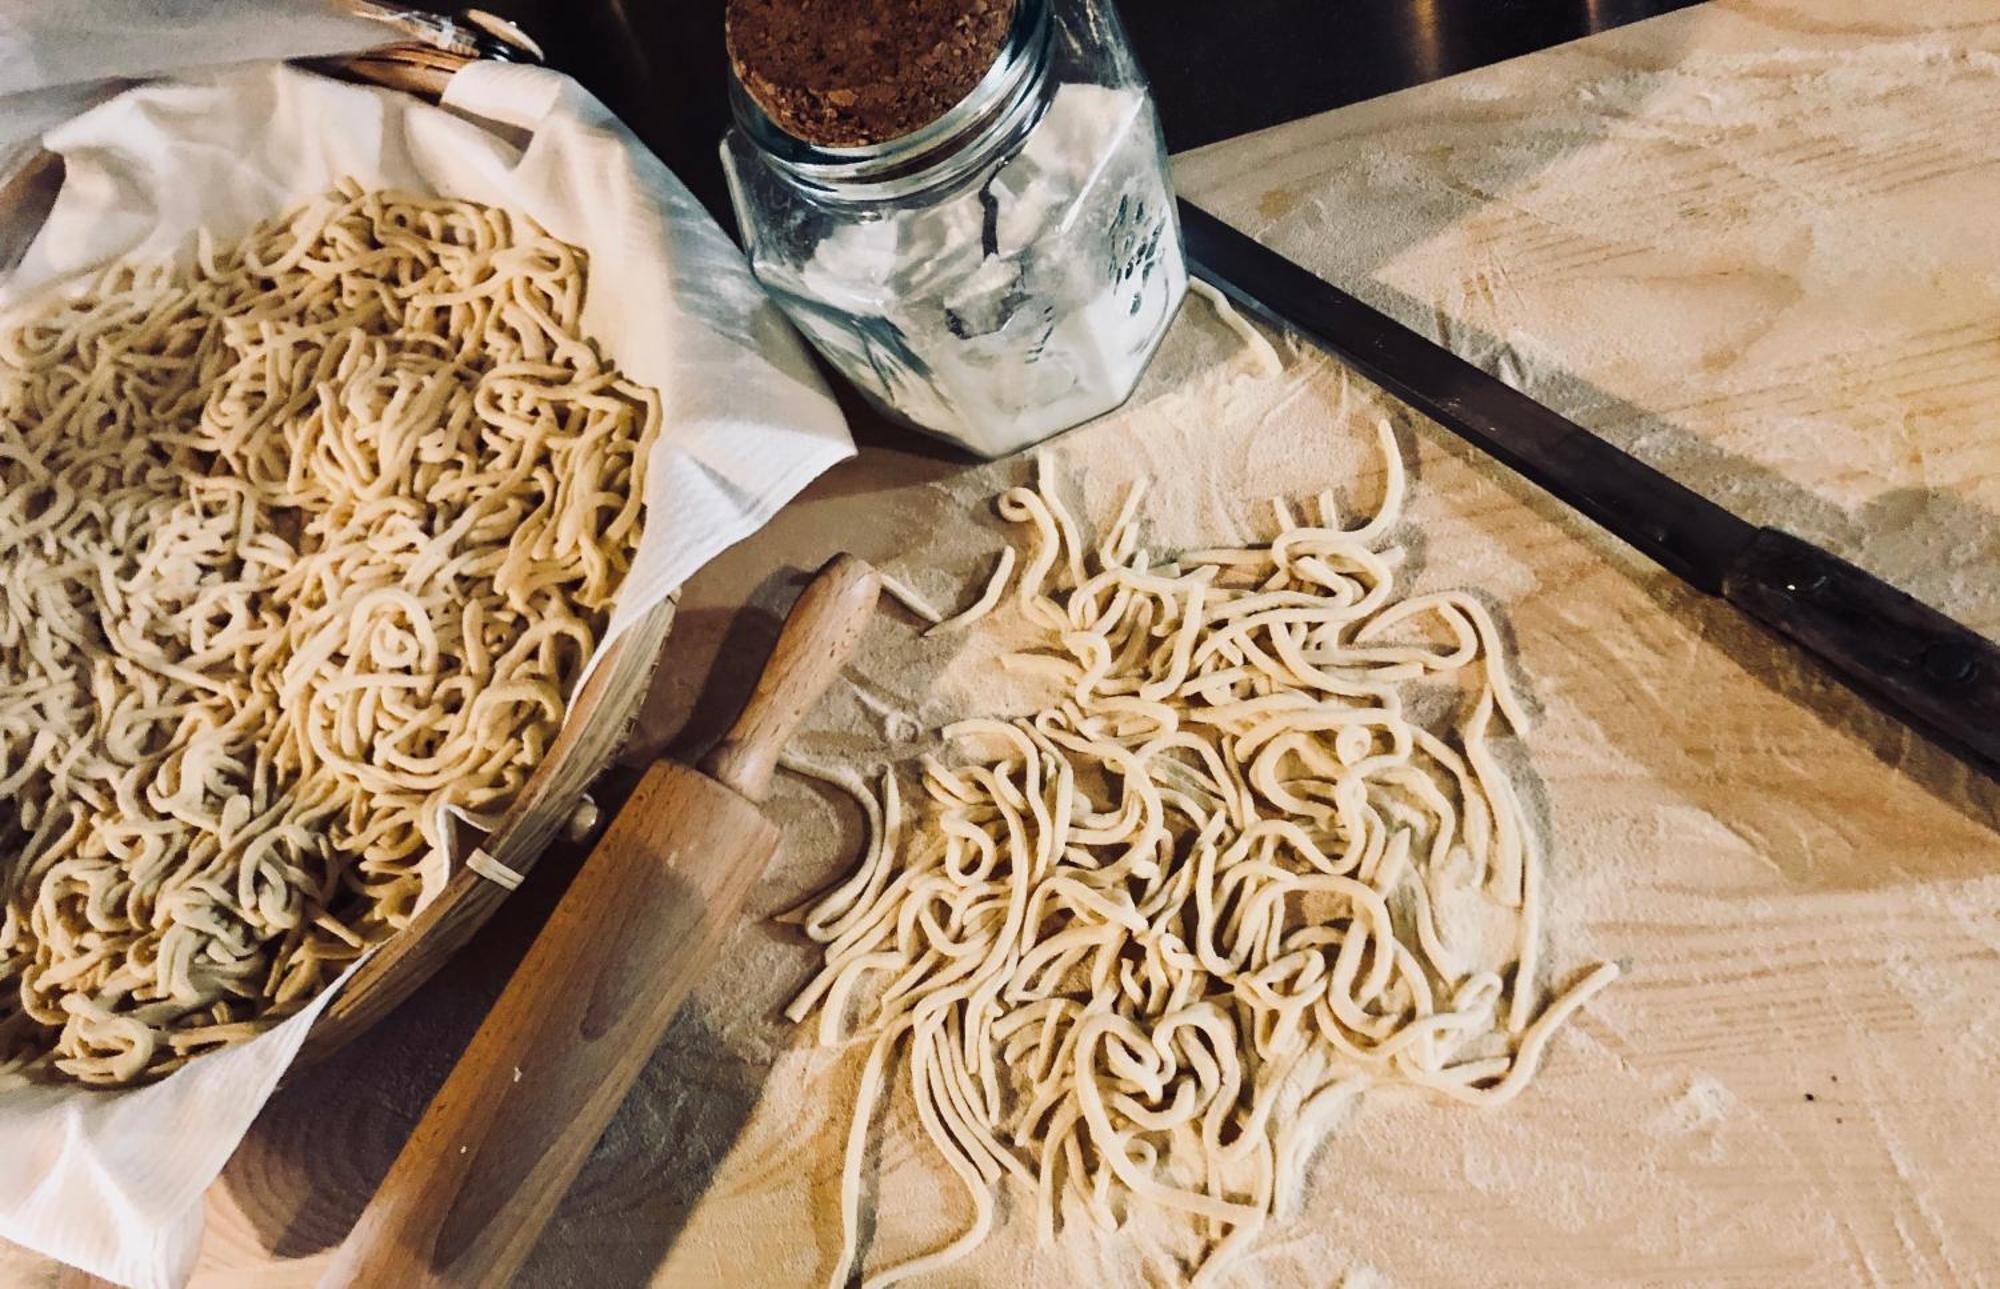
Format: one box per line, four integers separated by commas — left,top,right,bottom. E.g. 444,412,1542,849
0,45,680,1068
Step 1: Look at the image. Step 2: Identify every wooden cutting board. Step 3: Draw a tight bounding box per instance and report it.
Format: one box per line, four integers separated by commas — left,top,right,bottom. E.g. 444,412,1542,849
9,0,1997,1284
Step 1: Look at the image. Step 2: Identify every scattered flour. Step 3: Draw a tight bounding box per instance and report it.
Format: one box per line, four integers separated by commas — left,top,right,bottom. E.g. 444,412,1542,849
650,5,2000,1282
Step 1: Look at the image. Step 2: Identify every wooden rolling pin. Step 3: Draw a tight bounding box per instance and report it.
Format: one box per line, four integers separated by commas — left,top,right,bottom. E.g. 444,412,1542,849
321,554,881,1288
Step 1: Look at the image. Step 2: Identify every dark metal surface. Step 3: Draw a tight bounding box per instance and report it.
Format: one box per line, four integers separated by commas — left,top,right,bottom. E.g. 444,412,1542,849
1181,202,2000,780
1125,0,1702,155
1182,203,1757,593
1722,533,2000,781
472,0,1701,225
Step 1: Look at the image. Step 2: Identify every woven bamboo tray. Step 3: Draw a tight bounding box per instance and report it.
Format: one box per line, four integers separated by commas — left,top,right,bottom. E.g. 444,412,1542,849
0,44,680,1069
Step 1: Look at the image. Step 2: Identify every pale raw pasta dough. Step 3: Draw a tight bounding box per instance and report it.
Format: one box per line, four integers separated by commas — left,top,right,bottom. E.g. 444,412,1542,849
875,570,945,627
0,182,660,1087
786,422,1618,1286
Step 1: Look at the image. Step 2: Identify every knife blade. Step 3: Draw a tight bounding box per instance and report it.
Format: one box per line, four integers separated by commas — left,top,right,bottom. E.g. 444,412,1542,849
1180,199,2000,781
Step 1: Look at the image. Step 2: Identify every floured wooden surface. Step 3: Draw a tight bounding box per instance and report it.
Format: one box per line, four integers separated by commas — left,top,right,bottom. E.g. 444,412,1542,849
1175,0,2000,634
7,0,1996,1284
598,2,2000,1282
629,348,1999,1287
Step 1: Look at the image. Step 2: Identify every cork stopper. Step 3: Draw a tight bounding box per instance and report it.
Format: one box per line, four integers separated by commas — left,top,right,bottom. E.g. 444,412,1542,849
726,0,1018,149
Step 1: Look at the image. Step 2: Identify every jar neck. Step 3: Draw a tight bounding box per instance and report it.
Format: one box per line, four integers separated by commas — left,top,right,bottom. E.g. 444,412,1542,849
729,0,1054,202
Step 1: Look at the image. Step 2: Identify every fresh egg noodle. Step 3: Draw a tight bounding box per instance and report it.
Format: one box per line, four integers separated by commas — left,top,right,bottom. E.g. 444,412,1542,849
0,182,660,1087
787,422,1619,1286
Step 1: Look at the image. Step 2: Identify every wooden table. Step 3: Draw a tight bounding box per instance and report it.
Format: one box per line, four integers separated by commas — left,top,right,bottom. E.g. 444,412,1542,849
10,0,1999,1283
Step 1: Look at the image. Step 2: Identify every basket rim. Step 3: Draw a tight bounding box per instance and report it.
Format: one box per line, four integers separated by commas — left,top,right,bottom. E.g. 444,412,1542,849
0,51,686,1079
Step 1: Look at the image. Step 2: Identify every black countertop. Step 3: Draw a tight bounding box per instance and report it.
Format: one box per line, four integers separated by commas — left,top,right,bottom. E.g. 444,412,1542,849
486,0,1702,227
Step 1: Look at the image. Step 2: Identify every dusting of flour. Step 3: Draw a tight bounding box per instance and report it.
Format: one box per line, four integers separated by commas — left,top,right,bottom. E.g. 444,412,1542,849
636,6,2000,1283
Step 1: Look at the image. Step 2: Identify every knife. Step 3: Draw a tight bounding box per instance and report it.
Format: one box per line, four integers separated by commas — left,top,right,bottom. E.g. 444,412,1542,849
322,554,882,1288
1180,201,2000,781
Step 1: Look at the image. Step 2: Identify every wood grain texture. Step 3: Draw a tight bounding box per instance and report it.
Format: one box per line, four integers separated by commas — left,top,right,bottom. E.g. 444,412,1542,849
317,761,778,1289
698,555,885,803
0,150,61,276
316,558,875,1288
303,595,678,1063
7,2,1999,1285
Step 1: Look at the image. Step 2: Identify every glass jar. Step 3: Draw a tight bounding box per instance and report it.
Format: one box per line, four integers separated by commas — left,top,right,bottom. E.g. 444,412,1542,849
721,0,1186,458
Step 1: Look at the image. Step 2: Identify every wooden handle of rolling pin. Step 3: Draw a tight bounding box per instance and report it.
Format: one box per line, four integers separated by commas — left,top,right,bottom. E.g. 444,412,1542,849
697,556,881,801
320,555,880,1289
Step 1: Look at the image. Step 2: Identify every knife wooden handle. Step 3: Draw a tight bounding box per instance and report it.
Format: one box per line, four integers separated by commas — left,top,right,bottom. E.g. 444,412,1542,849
1723,528,2000,780
320,555,879,1289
